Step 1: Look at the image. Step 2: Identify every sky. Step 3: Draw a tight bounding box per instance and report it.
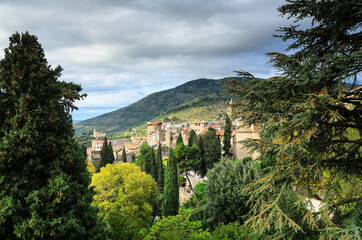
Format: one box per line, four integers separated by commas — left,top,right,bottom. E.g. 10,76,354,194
0,0,297,120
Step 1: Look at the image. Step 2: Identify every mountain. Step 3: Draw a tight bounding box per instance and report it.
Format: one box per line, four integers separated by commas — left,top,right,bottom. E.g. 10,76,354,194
74,77,239,135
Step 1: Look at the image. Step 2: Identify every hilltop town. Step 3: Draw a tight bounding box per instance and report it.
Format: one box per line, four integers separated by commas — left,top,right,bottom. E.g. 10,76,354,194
86,100,260,165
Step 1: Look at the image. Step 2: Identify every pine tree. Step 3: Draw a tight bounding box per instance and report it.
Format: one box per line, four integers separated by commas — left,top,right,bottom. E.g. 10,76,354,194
0,32,104,239
222,114,232,158
227,0,361,238
188,129,196,147
121,146,127,162
162,148,179,217
108,142,115,164
176,133,183,146
156,144,164,191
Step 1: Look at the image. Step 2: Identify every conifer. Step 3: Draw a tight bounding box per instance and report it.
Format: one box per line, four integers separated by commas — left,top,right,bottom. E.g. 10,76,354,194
162,148,179,217
108,141,115,164
176,133,183,146
222,114,232,158
121,146,127,162
0,32,104,239
156,144,164,191
188,129,196,147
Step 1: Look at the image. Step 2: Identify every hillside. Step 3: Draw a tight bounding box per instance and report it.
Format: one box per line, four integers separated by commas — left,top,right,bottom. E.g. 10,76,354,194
74,77,239,135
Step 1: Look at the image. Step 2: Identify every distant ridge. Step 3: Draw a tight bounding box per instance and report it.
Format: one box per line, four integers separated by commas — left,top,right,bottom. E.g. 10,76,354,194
74,77,241,134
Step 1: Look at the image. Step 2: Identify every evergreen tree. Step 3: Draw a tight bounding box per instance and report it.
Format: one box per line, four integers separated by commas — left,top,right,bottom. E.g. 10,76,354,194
195,135,207,177
162,148,179,217
156,144,164,191
108,141,115,164
98,136,110,169
188,129,196,147
150,148,158,181
176,133,183,146
227,0,361,238
204,127,221,170
222,114,232,158
121,146,127,162
0,32,104,239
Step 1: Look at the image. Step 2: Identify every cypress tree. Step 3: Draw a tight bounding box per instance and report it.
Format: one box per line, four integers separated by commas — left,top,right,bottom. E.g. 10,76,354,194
0,32,104,239
98,136,110,169
162,148,179,217
121,146,127,162
150,148,158,181
188,129,196,147
108,142,115,164
176,133,183,146
196,135,207,177
204,127,221,170
222,114,232,158
156,144,164,191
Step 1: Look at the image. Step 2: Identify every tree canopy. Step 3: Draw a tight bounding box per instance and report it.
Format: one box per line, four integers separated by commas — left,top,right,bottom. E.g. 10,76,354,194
162,148,179,217
227,0,361,238
91,162,157,240
0,32,104,239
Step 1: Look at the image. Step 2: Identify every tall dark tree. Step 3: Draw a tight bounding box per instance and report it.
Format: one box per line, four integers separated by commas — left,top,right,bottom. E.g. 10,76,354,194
98,136,110,169
227,0,362,238
121,146,127,162
188,129,196,147
150,148,158,181
176,133,183,146
108,141,115,164
162,149,179,217
222,114,232,158
195,134,207,177
156,144,164,191
0,32,104,239
204,127,221,170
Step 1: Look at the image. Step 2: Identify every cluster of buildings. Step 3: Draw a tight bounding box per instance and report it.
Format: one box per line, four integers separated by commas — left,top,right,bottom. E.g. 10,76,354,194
147,100,260,160
87,99,260,164
87,136,147,164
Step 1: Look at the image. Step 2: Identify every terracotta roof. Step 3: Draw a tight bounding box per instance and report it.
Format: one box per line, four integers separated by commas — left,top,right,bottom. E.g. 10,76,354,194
148,121,162,126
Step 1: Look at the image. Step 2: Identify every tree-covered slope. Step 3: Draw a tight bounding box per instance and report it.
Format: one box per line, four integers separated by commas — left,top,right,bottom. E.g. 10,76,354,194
74,78,237,134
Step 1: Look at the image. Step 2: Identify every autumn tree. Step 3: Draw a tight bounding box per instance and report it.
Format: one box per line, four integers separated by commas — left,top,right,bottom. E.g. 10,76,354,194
162,148,179,217
227,0,362,238
0,32,104,239
91,162,157,240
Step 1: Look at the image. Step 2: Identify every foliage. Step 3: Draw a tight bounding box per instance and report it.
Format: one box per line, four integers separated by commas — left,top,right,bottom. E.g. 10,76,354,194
203,127,221,171
174,143,200,201
211,222,257,240
135,143,153,173
99,136,114,169
227,0,362,238
206,158,259,227
162,148,179,217
0,32,104,239
222,114,232,158
156,144,165,191
188,129,197,147
144,209,211,240
121,146,127,162
91,162,157,240
195,134,207,177
176,133,184,146
87,161,96,175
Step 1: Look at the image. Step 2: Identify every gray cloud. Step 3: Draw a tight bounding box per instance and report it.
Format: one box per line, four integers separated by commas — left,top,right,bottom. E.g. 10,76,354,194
0,0,293,120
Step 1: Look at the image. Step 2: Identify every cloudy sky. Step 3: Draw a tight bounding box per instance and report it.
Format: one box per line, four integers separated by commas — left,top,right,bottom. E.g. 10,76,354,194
0,0,296,120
